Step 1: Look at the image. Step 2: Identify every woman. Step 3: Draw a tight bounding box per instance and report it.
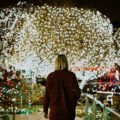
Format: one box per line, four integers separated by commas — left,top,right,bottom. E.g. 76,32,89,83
43,54,80,120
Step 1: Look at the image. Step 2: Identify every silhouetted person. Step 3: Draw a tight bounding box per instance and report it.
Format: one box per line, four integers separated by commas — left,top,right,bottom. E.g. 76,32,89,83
43,54,80,120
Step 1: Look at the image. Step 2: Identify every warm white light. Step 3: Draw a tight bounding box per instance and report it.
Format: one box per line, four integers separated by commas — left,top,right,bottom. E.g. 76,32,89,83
0,3,118,81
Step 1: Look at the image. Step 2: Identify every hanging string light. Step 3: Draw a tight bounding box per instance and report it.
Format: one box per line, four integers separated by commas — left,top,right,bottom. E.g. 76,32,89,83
0,3,117,80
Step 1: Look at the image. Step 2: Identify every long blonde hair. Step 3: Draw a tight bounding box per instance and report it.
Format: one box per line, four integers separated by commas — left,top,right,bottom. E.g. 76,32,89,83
55,54,68,70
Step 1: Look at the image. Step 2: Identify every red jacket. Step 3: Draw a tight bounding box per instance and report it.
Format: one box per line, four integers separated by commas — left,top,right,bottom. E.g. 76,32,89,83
43,70,80,120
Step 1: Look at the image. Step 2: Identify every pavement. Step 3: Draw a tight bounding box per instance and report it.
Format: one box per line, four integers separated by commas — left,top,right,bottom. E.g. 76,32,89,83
15,112,46,120
13,112,84,120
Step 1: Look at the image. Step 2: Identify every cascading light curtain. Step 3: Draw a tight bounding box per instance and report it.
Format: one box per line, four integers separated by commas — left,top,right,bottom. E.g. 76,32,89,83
0,3,117,80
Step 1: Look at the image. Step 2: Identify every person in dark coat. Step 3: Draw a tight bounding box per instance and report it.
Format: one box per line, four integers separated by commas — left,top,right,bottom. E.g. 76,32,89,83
43,54,81,120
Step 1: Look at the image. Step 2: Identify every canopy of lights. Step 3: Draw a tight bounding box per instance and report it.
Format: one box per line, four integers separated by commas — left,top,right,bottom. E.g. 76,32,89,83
0,2,119,81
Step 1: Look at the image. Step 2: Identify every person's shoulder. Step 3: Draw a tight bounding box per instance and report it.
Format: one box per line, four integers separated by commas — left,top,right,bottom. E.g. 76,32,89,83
47,71,56,78
67,70,76,76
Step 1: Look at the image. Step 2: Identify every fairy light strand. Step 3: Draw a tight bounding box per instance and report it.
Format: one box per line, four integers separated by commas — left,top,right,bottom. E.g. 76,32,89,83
0,3,118,81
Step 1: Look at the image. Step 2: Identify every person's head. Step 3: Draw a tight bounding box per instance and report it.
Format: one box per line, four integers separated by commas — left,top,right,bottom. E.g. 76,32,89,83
114,63,120,70
55,54,68,70
16,71,21,77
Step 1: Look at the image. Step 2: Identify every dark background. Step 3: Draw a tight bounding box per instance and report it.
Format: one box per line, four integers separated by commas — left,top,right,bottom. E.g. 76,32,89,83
0,0,120,28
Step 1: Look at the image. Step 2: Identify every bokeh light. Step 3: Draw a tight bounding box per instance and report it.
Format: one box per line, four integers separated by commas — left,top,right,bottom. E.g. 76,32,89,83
0,3,118,81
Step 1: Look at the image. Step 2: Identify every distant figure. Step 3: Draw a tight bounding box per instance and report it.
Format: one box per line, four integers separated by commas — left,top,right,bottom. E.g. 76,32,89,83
43,54,81,120
15,70,22,82
106,63,120,92
114,63,120,82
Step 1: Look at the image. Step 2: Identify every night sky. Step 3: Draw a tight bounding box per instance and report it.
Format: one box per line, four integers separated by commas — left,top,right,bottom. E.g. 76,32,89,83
0,0,120,27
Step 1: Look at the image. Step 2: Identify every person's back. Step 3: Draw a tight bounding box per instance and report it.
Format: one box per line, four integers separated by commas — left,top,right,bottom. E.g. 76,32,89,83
43,54,80,120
